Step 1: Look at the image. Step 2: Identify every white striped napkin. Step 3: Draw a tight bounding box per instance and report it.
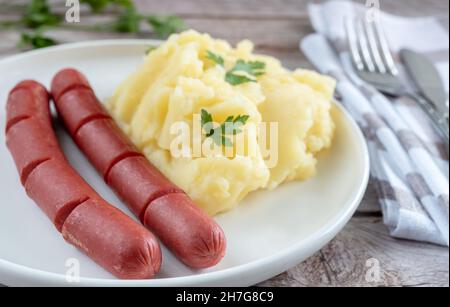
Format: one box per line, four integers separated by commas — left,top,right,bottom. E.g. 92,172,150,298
302,0,449,246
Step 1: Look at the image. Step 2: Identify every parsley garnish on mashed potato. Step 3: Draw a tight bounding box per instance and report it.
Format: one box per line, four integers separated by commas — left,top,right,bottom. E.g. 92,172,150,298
107,30,336,215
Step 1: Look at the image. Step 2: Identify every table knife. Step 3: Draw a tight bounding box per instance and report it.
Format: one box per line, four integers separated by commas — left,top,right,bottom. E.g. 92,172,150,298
400,49,449,127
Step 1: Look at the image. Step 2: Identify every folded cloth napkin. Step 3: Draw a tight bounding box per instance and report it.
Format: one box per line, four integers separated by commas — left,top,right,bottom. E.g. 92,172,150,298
302,0,449,246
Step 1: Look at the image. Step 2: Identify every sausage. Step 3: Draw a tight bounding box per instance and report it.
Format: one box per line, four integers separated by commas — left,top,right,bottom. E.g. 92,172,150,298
24,158,95,231
50,68,91,102
5,80,161,279
6,83,65,184
52,87,110,136
62,199,161,279
6,81,53,131
143,193,226,268
107,155,181,219
52,68,226,268
75,117,142,181
6,117,64,185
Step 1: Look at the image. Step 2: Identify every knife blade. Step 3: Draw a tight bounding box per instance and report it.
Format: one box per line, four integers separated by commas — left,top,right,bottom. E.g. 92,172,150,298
400,49,449,123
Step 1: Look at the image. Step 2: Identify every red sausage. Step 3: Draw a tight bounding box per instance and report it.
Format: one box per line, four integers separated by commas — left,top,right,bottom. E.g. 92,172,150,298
143,193,226,268
52,68,226,268
5,80,161,279
24,158,96,231
75,117,142,180
6,118,64,185
53,87,111,136
107,155,182,219
62,199,161,279
50,68,90,102
6,81,52,132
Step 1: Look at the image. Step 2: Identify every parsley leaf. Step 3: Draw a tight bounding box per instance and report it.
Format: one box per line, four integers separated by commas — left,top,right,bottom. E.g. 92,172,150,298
147,15,185,39
145,45,157,55
201,109,214,137
233,60,265,76
200,109,250,147
22,0,60,29
225,59,266,86
112,6,142,33
231,114,250,134
206,51,224,67
5,0,185,50
81,0,133,13
225,73,256,86
18,31,57,50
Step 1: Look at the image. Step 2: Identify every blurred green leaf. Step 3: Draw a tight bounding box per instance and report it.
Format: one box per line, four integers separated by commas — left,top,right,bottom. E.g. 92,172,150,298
147,15,184,39
112,6,142,33
2,0,185,50
145,45,157,54
18,31,57,50
80,0,133,13
22,0,60,28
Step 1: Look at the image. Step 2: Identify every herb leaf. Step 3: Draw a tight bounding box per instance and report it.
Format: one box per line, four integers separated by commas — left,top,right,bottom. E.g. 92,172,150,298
225,73,256,86
112,6,142,33
18,31,57,50
145,45,157,55
200,109,250,147
232,115,250,134
225,59,266,86
206,51,224,67
6,0,185,50
201,109,214,137
80,0,112,12
233,60,265,76
147,15,185,39
81,0,133,13
22,0,60,29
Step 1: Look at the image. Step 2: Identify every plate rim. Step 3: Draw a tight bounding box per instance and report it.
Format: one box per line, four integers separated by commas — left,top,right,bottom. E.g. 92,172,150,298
0,40,370,286
0,39,164,66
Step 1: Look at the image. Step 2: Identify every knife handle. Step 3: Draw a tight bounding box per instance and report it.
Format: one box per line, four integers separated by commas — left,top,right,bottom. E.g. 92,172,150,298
408,92,449,149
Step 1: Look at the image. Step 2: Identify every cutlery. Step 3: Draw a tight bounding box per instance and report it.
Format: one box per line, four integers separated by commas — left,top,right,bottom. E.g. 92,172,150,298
400,48,449,124
344,18,449,146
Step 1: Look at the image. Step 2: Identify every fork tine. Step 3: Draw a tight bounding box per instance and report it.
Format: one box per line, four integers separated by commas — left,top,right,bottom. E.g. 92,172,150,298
355,19,376,72
364,20,387,74
345,18,365,71
373,21,399,75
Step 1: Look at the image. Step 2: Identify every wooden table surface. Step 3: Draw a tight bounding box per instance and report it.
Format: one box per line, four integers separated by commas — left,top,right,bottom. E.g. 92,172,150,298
1,0,449,287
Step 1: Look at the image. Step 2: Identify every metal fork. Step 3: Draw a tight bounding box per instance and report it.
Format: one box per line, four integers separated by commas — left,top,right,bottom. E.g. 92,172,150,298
344,17,449,144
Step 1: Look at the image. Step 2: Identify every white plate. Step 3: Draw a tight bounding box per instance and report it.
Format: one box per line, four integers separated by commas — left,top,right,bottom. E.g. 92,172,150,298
0,40,369,287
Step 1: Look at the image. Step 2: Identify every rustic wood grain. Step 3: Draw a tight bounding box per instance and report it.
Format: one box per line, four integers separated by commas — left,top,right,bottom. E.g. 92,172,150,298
259,217,449,287
0,0,448,287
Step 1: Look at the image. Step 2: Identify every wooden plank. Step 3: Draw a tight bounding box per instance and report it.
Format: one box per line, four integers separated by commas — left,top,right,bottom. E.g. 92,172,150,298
259,217,449,287
1,0,449,19
133,0,449,19
1,0,448,69
5,0,448,18
0,17,314,70
0,14,311,48
3,0,448,21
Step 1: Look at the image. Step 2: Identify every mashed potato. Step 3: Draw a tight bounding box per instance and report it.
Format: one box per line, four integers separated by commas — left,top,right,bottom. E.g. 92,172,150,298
107,30,335,215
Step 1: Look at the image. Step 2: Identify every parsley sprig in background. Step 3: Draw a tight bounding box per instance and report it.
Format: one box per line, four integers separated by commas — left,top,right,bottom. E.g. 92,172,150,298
0,0,185,50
